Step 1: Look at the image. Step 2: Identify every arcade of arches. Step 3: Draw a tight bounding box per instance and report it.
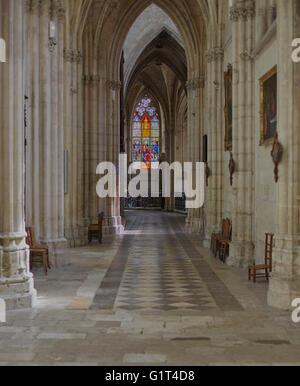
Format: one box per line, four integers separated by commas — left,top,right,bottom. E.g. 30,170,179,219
0,0,300,365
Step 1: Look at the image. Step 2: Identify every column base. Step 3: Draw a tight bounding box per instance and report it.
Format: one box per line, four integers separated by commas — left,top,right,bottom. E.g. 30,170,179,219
185,217,204,234
39,238,69,267
0,277,37,310
267,240,300,310
103,216,124,235
268,274,300,310
65,226,89,248
203,225,221,249
227,240,254,269
0,243,37,310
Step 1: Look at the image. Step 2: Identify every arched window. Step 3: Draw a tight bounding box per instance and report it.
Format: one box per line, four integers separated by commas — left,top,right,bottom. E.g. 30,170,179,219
132,96,160,169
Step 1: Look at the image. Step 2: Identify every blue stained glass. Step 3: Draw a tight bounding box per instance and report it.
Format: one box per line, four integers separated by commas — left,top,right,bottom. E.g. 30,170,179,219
132,139,142,162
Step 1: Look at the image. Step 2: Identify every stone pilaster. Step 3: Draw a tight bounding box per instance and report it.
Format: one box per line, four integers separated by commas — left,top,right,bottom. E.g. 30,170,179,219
227,0,255,268
0,0,36,310
185,75,206,233
204,46,224,247
268,0,300,309
64,48,85,247
25,0,67,263
102,79,124,235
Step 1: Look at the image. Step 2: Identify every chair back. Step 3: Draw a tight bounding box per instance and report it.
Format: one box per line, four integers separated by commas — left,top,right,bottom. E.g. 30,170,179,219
265,233,274,271
223,219,231,240
220,219,226,235
25,227,34,248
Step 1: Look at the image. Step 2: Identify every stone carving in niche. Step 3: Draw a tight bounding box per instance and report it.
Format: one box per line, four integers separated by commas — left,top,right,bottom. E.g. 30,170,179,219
205,163,210,187
271,132,283,183
229,152,236,186
224,64,233,151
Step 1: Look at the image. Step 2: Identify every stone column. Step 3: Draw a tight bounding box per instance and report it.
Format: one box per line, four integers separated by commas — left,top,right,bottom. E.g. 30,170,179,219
39,0,67,260
227,0,255,268
165,125,176,212
185,76,205,233
0,0,36,309
204,47,224,246
64,48,85,247
101,80,124,234
268,0,300,309
24,0,67,261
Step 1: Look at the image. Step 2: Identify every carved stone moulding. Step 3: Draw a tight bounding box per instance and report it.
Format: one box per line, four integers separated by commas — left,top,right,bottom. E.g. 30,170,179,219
271,132,283,183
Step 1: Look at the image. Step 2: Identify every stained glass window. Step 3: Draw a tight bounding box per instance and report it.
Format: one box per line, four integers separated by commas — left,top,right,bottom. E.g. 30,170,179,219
132,96,160,170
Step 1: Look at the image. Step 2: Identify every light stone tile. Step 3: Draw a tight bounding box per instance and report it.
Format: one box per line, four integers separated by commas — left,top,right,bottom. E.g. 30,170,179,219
123,353,167,364
37,333,87,340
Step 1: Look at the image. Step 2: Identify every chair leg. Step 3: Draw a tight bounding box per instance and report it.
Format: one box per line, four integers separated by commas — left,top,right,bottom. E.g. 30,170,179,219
43,252,48,276
253,270,256,283
47,253,51,270
220,244,226,263
265,269,269,282
248,268,251,281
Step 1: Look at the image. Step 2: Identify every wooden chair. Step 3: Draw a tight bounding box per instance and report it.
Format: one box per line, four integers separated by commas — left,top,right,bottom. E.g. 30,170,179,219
218,219,232,262
25,227,51,276
248,233,274,283
211,220,226,257
88,213,104,244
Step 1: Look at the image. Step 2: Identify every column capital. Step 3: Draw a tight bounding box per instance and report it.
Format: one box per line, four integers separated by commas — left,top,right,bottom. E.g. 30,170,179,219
240,50,254,61
206,47,224,63
63,49,83,63
186,76,205,90
83,75,101,85
25,0,40,14
107,80,122,91
230,0,255,21
39,0,52,16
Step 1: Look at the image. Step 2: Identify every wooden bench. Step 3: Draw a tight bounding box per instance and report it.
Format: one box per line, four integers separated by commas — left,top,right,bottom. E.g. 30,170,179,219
26,227,51,276
248,233,274,283
88,213,104,244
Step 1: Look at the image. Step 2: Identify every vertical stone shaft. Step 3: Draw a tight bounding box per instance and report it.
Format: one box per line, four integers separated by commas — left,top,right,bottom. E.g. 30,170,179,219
228,0,255,268
268,0,300,309
0,0,36,309
39,0,52,243
205,45,224,242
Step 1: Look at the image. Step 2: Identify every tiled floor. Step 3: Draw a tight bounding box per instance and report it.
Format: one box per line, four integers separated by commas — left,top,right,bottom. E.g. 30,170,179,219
1,211,300,366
